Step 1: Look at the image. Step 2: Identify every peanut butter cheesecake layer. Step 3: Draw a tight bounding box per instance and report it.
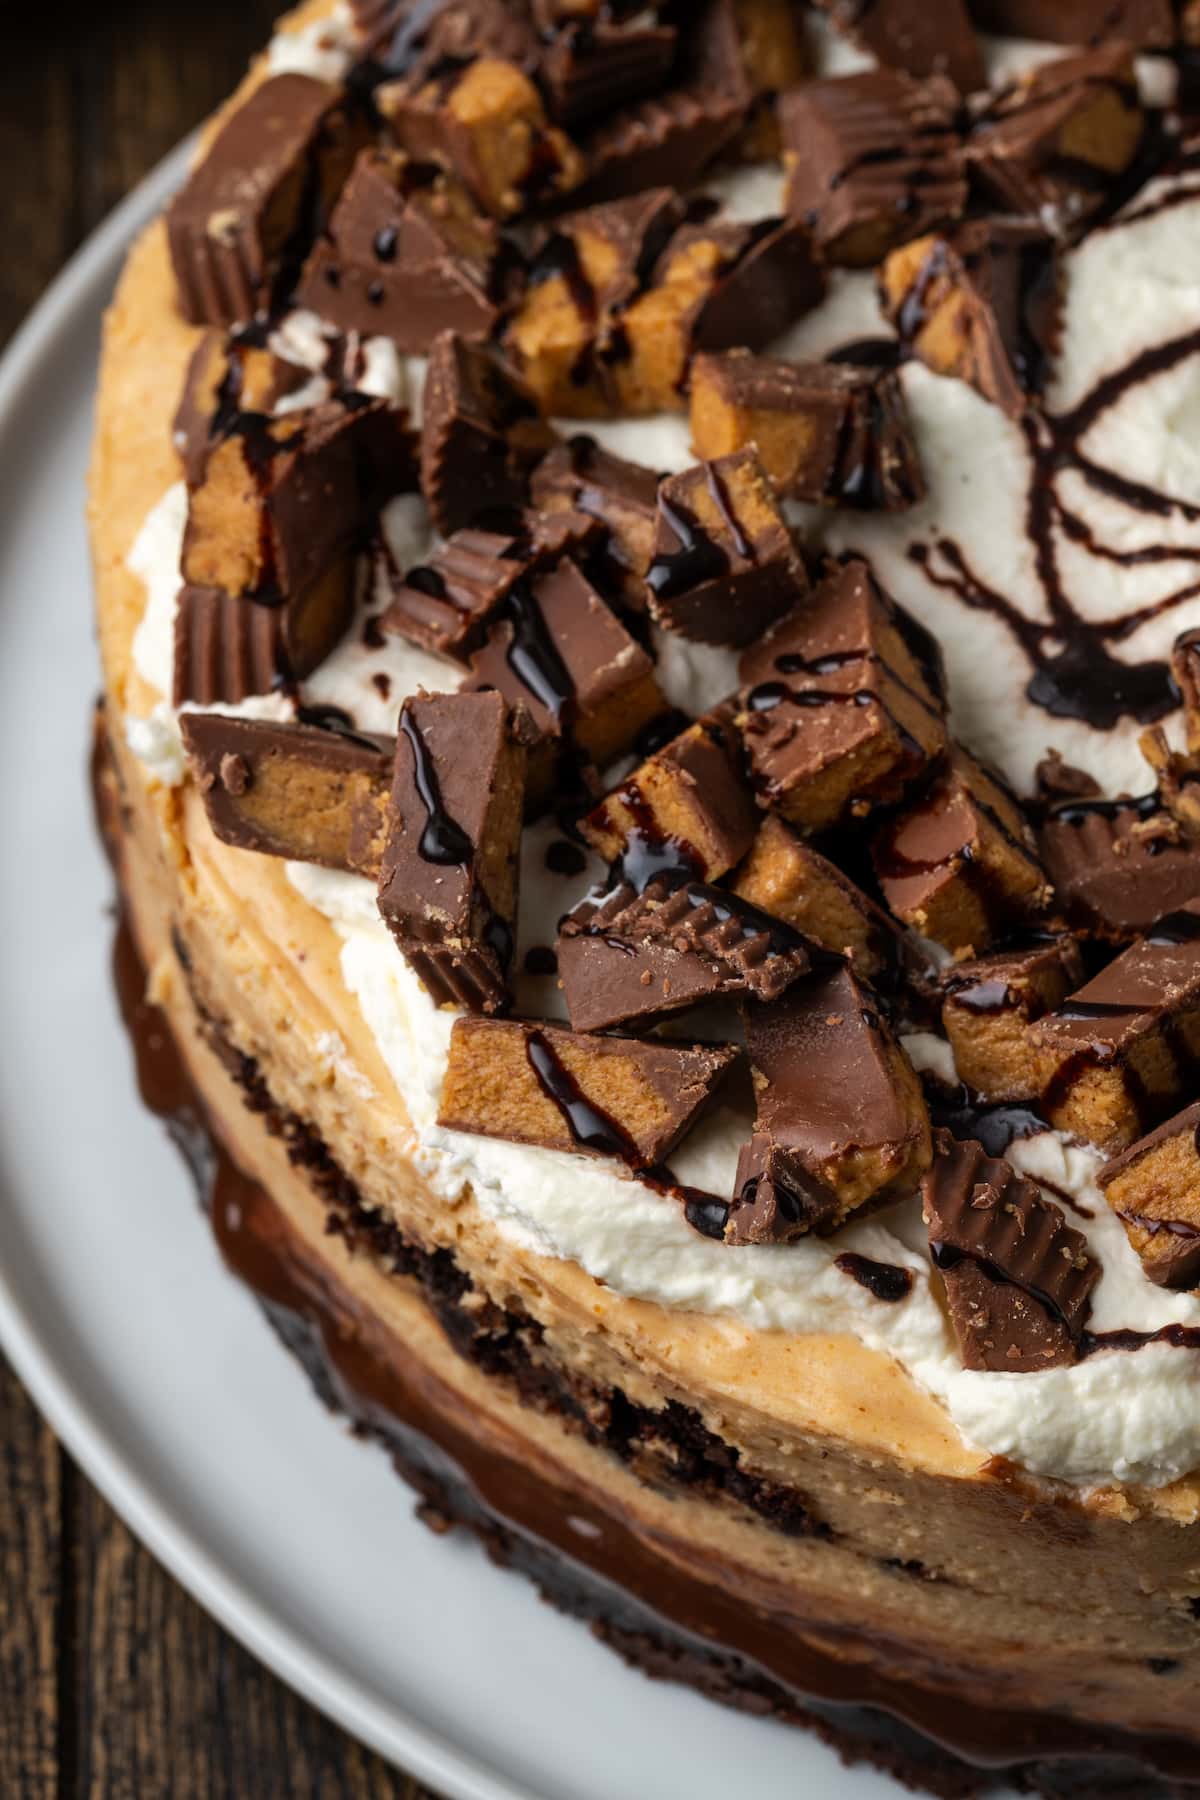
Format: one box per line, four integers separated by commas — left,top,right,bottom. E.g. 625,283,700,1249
89,0,1200,1789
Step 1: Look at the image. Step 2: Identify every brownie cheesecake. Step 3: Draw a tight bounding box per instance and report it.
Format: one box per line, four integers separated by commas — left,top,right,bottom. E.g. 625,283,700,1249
90,0,1200,1790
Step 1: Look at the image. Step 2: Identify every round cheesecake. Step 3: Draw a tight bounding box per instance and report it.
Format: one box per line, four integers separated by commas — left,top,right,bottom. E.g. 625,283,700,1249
91,1,1200,1791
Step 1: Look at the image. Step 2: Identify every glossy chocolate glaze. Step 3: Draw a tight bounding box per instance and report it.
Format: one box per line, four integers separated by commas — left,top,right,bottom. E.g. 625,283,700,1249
96,741,1200,1795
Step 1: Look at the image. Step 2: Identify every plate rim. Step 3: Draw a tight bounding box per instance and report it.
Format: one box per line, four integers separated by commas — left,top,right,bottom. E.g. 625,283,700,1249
0,140,536,1800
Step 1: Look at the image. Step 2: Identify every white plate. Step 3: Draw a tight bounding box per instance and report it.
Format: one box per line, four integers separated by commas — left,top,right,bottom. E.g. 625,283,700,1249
0,145,1009,1800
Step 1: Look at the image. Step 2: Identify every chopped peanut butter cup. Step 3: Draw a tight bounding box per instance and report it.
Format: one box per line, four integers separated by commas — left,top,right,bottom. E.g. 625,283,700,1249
558,873,814,1033
564,0,784,207
1038,793,1200,941
504,189,687,418
941,937,1085,1103
727,964,931,1243
464,560,664,789
531,437,662,607
646,450,807,647
537,16,679,127
1099,1101,1200,1290
571,88,740,208
420,332,558,538
438,1017,737,1167
732,814,912,985
379,509,602,660
174,331,310,487
880,220,1060,418
1140,727,1200,845
167,73,365,326
297,148,509,351
1034,912,1200,1153
180,713,394,877
173,585,286,708
689,350,924,511
922,1131,1099,1372
873,747,1052,956
377,57,583,219
966,43,1143,234
810,0,983,93
380,525,529,660
581,714,758,884
182,387,410,620
780,69,966,268
506,199,822,419
378,690,530,1014
737,560,947,832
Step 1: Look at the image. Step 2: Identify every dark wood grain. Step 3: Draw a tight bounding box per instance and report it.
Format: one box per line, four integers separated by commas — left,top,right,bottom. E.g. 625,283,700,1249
0,5,438,1793
0,1358,59,1798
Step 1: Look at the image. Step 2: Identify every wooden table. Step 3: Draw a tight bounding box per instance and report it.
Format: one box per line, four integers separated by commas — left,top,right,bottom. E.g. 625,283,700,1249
0,6,438,1792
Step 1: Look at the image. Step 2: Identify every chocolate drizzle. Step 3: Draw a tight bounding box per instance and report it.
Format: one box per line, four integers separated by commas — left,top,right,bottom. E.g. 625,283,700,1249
504,581,576,724
925,1080,1050,1161
928,1239,1078,1337
525,1027,641,1163
834,1253,913,1303
399,708,475,865
530,231,598,323
902,309,1200,731
646,493,729,601
521,1027,734,1238
104,869,1200,1791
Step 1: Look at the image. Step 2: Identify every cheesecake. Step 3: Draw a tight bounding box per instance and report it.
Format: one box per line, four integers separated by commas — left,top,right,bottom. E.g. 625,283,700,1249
90,2,1200,1791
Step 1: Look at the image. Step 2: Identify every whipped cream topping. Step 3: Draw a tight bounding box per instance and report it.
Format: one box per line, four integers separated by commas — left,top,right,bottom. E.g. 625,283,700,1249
116,15,1200,1489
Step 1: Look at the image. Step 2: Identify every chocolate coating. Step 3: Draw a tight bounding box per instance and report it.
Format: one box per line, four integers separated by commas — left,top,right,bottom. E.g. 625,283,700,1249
923,1131,1098,1372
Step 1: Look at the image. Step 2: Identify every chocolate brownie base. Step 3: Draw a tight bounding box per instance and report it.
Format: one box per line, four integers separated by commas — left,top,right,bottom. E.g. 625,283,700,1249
98,726,1198,1800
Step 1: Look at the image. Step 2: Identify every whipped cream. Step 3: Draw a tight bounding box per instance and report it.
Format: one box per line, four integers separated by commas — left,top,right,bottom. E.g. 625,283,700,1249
115,14,1200,1489
265,2,357,84
830,186,1200,795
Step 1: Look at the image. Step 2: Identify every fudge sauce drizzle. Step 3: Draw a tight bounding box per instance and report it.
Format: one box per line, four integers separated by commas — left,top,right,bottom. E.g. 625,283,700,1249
504,581,575,724
900,277,1200,730
399,708,475,865
928,1240,1082,1338
834,1252,914,1303
522,1029,730,1232
647,492,730,601
525,1028,642,1162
